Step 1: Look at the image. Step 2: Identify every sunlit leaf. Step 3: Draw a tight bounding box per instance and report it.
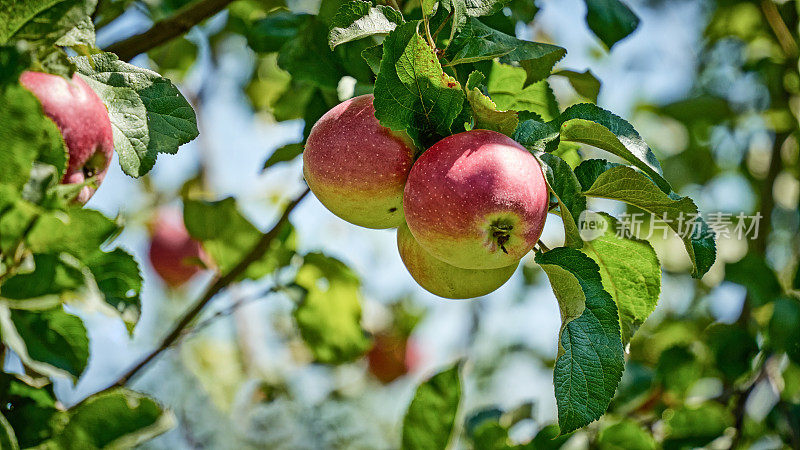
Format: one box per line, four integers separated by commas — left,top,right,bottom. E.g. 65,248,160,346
46,388,174,448
72,52,198,178
402,363,461,450
328,0,403,49
293,253,370,364
373,21,465,147
582,165,716,278
579,212,660,344
583,0,639,50
536,247,624,434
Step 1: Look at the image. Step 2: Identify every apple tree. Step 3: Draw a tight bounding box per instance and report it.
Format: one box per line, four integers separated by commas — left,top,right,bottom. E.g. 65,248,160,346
0,0,798,447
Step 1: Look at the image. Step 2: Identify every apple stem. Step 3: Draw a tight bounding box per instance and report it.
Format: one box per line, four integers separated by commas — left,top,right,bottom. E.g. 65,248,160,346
537,240,550,252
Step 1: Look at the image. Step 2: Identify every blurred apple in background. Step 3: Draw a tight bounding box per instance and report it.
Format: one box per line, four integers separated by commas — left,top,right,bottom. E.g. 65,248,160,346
148,209,206,288
367,332,419,384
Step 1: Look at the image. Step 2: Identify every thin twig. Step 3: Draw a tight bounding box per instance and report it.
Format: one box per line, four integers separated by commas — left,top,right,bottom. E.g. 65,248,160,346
537,240,550,253
72,188,309,406
432,9,454,42
178,285,282,341
730,366,769,448
422,16,436,50
105,0,235,61
760,0,798,58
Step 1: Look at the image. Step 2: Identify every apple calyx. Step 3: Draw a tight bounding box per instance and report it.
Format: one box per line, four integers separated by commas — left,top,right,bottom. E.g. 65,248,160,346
489,221,513,254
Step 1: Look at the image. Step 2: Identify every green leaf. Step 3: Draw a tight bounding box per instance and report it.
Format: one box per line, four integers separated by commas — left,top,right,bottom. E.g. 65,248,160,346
328,0,403,49
538,153,585,248
72,52,198,177
361,43,383,74
553,69,601,102
402,363,461,450
654,95,734,124
263,142,304,170
530,424,571,449
465,408,507,449
421,0,437,17
461,0,512,18
46,388,174,448
278,18,346,89
706,323,758,382
583,0,640,50
579,213,660,344
293,253,370,364
0,85,68,191
0,253,83,300
443,18,516,65
0,306,88,379
662,403,732,450
574,158,622,191
445,18,566,86
655,346,700,395
535,247,624,434
0,199,38,256
725,253,782,307
246,11,310,53
0,373,59,448
597,420,655,450
0,0,96,75
769,297,800,365
516,103,670,193
26,208,118,259
464,71,518,136
85,248,142,333
582,165,716,278
373,21,465,147
183,198,295,280
486,62,559,121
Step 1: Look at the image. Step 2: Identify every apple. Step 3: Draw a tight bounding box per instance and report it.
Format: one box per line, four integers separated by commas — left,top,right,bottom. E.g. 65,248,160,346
367,332,419,384
20,71,114,204
303,94,415,229
403,130,548,270
148,210,205,288
397,222,517,299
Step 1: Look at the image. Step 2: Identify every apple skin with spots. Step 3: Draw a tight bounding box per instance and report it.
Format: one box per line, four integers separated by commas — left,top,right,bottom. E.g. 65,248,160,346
403,130,548,270
303,94,416,229
20,71,114,204
397,222,517,299
148,211,206,288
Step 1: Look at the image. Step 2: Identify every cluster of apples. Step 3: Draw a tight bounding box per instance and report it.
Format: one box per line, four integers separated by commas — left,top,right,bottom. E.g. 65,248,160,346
20,72,115,204
303,95,549,299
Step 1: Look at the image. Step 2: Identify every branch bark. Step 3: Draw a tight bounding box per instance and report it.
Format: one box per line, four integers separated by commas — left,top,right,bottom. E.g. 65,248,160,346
760,0,799,58
74,188,309,404
105,0,235,61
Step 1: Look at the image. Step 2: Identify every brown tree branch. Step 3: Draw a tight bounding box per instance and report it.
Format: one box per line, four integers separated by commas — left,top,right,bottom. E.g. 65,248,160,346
760,0,799,58
73,188,309,405
105,0,235,61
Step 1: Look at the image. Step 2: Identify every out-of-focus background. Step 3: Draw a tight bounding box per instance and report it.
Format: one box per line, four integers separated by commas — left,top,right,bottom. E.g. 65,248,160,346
54,0,800,447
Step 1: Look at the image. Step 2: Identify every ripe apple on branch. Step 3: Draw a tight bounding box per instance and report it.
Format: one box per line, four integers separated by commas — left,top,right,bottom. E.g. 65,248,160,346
20,71,114,204
303,95,548,299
